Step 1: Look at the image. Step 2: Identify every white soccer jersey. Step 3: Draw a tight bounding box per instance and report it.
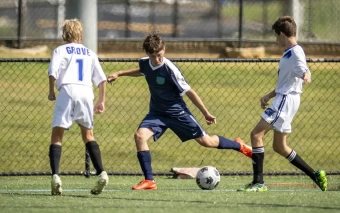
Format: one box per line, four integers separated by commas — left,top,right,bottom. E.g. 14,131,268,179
275,45,310,95
48,43,106,90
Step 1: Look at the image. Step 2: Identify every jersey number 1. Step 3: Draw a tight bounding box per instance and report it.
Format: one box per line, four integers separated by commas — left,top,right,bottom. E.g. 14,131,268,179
76,59,83,81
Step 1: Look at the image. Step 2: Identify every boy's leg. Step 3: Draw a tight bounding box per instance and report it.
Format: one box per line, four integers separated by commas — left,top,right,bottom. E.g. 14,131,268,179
273,131,327,191
85,141,104,175
133,127,157,190
50,127,64,195
80,126,108,194
238,119,271,192
194,135,252,158
80,127,104,175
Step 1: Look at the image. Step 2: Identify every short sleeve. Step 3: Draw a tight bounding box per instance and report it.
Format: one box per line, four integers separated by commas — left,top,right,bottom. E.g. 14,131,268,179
92,56,107,87
48,48,61,79
167,61,191,96
292,48,310,77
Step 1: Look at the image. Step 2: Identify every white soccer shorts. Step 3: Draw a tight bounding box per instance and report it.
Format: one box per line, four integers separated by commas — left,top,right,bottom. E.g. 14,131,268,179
261,93,300,133
52,84,94,129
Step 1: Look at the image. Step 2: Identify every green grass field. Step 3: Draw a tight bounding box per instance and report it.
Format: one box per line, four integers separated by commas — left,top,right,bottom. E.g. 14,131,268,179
0,175,340,213
0,59,340,212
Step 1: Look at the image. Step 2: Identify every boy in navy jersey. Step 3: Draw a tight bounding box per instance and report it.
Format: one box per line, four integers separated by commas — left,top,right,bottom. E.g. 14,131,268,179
237,16,327,192
48,19,108,195
107,32,252,190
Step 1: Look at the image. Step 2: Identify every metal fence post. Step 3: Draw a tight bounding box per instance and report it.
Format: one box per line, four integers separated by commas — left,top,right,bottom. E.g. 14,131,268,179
172,0,178,38
125,0,131,38
17,0,23,49
217,0,222,38
238,0,243,48
84,147,91,178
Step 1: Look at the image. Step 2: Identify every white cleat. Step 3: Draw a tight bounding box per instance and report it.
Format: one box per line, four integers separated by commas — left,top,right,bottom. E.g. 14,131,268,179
51,174,62,195
90,171,109,195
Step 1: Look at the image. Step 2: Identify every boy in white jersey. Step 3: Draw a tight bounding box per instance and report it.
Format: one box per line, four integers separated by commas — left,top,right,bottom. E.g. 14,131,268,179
48,19,108,195
107,32,252,190
237,16,327,192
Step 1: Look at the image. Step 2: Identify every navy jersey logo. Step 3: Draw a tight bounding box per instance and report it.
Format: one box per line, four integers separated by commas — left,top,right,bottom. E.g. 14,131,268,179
264,108,275,116
156,76,165,85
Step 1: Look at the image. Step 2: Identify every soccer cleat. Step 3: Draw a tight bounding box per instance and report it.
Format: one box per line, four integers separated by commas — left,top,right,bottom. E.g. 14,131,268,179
314,170,327,191
51,174,62,195
235,138,252,158
237,183,268,192
132,179,157,190
91,171,109,195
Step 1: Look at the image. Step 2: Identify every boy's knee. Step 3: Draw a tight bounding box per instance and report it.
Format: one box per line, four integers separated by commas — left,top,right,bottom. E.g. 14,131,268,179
134,132,147,144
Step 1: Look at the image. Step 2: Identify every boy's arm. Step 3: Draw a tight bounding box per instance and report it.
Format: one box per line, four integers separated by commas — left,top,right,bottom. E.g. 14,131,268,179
107,68,143,84
48,76,56,101
185,89,216,125
48,48,60,101
94,80,106,114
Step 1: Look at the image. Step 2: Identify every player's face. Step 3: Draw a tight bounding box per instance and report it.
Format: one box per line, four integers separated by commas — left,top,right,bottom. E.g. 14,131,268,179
148,48,165,66
275,32,285,48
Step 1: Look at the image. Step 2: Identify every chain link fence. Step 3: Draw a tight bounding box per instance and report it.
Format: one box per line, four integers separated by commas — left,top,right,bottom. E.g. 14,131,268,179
0,58,339,176
1,0,340,46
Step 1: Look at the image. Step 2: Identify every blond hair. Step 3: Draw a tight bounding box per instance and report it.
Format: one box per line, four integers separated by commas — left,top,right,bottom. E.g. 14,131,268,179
62,19,83,43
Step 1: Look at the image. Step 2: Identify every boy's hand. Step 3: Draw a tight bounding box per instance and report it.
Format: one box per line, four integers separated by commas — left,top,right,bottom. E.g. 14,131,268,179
204,113,217,125
48,92,56,101
260,95,270,109
302,71,311,84
94,102,105,114
107,72,119,84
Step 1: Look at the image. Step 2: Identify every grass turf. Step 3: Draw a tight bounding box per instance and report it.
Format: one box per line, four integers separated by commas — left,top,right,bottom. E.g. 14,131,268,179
0,175,340,213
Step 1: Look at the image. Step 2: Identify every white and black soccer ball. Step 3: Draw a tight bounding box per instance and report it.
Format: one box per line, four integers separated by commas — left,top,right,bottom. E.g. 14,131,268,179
196,166,220,190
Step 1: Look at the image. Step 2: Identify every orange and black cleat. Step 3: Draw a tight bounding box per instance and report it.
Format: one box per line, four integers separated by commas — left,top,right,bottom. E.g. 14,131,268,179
235,138,252,158
132,179,157,190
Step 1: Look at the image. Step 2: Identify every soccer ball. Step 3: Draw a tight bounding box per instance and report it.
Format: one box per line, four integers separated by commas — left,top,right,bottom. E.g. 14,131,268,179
196,166,220,190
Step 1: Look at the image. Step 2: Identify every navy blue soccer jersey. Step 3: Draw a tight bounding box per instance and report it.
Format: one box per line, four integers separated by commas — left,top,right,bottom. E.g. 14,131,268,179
138,57,191,116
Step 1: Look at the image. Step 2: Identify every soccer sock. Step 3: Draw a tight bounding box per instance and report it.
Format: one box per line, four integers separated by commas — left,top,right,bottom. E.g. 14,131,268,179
137,151,154,180
217,136,241,150
49,144,62,175
252,147,264,184
286,150,315,181
86,141,104,175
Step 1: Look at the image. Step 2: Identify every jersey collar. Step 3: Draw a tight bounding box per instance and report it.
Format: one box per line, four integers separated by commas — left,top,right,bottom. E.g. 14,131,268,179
149,58,165,71
284,44,298,52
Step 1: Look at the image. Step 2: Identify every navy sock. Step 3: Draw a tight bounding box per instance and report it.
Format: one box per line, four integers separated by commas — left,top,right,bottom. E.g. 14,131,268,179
86,141,104,175
217,136,241,150
287,150,315,181
137,151,154,180
49,144,62,175
252,147,264,184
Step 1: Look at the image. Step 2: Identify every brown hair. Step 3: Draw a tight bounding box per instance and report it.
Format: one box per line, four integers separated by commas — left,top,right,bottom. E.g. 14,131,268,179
272,16,296,37
62,19,83,43
142,32,165,54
